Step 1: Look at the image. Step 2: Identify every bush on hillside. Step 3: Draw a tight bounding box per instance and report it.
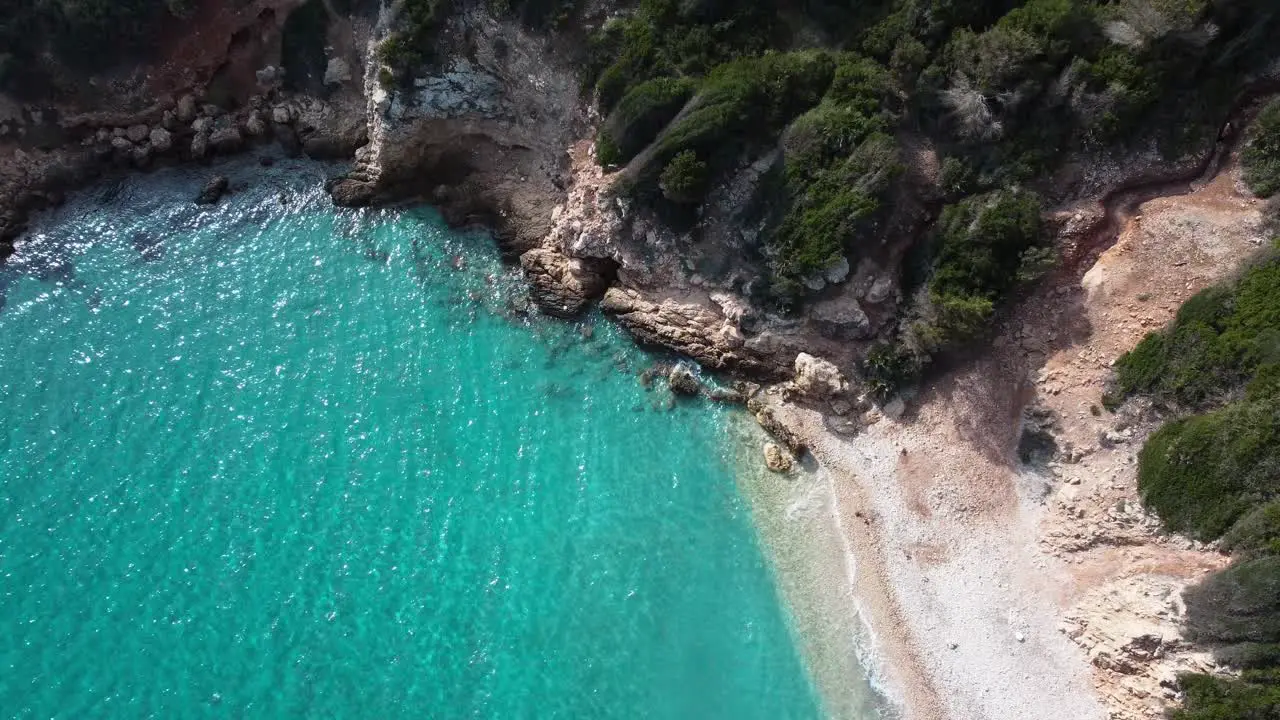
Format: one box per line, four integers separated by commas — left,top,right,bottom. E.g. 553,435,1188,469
1244,99,1280,198
627,51,837,198
377,0,449,74
658,150,708,203
1223,502,1280,560
1216,643,1280,671
768,132,902,293
1171,671,1280,720
1185,555,1280,645
1137,400,1280,541
862,341,922,400
1112,256,1280,408
588,0,774,112
929,188,1043,308
597,76,697,167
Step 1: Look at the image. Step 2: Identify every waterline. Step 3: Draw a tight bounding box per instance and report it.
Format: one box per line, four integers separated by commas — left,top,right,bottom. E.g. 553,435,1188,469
0,159,823,719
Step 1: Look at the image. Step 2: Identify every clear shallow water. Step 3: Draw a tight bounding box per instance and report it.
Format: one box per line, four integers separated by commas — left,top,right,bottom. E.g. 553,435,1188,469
0,161,822,719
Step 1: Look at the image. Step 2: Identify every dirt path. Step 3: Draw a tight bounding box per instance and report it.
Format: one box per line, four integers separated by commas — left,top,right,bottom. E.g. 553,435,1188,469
1067,82,1278,270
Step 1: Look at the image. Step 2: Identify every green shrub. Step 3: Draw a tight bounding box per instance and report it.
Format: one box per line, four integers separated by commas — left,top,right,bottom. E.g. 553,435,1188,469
1245,99,1280,198
932,292,997,339
1137,400,1280,541
1247,363,1280,402
1185,555,1280,645
862,341,921,400
1113,257,1280,408
1171,671,1280,720
587,0,774,112
770,131,902,290
1217,643,1280,671
929,189,1043,304
597,76,697,167
376,0,449,74
1223,502,1280,559
659,150,708,203
631,51,838,198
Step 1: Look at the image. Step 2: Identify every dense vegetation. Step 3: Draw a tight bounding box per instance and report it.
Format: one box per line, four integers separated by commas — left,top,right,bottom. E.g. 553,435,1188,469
0,0,192,94
1244,99,1280,199
1111,256,1280,409
377,0,448,83
1112,249,1280,718
566,0,1280,392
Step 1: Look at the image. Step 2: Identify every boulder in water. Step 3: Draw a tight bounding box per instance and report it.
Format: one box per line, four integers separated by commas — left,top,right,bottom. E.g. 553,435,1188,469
764,442,793,473
196,175,229,205
668,364,701,396
519,248,612,318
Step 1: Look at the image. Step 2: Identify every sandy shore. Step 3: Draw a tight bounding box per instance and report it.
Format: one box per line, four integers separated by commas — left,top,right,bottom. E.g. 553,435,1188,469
729,416,903,720
743,162,1267,720
765,399,1103,720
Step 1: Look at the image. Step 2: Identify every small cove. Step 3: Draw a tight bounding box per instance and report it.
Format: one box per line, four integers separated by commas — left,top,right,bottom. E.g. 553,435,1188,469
0,159,879,719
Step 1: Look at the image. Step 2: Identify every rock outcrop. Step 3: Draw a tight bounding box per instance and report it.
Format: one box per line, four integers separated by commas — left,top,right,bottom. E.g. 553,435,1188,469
329,10,581,252
519,248,613,318
196,175,230,205
601,288,789,378
667,364,701,396
746,395,807,454
0,0,373,258
793,353,848,399
763,442,793,472
810,296,872,341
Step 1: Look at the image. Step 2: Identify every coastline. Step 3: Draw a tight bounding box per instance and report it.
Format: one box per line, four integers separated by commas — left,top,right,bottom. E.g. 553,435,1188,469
741,159,1266,720
726,412,921,720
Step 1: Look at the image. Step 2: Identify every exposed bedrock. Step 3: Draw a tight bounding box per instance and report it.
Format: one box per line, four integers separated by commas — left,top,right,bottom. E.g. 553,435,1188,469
328,9,582,253
0,0,373,259
519,248,615,319
600,287,792,380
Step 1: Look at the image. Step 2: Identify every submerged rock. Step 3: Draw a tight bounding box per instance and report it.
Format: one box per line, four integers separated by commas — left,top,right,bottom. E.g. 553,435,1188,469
763,442,793,473
195,175,229,205
668,364,701,396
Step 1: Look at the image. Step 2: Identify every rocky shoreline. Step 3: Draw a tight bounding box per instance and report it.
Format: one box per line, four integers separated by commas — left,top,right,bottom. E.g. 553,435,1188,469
2,2,1273,718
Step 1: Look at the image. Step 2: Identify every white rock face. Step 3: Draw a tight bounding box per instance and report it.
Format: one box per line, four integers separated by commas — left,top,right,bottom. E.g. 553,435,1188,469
324,58,351,86
793,353,846,399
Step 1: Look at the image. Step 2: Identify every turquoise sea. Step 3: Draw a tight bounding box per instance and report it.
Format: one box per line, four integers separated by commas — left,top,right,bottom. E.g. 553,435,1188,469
0,160,827,718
